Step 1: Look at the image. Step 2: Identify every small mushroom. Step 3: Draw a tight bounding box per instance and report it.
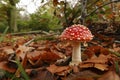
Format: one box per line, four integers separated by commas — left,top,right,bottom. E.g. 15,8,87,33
60,24,93,65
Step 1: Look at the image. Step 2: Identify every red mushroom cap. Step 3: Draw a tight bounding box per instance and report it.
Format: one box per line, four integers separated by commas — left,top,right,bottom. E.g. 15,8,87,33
60,24,93,42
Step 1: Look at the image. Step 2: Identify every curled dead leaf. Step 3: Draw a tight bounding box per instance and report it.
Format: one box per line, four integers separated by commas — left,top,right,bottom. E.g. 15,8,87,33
80,54,110,71
40,51,62,63
47,64,71,76
16,45,34,60
94,64,108,71
83,46,110,58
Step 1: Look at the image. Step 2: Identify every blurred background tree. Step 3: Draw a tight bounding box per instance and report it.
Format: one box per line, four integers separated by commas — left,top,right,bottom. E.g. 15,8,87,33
53,0,120,29
0,0,19,32
0,0,120,33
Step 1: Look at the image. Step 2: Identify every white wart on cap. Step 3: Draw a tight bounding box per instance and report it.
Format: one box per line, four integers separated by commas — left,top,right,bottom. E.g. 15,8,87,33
60,24,93,42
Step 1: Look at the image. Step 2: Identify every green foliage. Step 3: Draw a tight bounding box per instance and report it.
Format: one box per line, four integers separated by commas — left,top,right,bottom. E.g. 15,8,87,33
1,0,120,33
0,26,9,42
17,19,30,32
53,0,120,28
0,0,20,32
0,1,8,33
28,2,62,32
29,13,50,31
0,22,7,33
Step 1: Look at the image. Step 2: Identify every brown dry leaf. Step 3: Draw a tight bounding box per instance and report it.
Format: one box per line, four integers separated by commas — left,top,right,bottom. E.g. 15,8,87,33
54,41,72,56
16,45,34,60
30,68,56,80
27,51,43,66
75,77,94,80
0,53,9,62
84,54,108,64
40,51,62,63
65,77,94,80
0,47,13,61
14,37,28,45
94,63,108,71
50,46,66,59
0,47,14,61
83,46,110,58
27,51,42,61
80,54,110,71
0,42,12,48
80,62,108,71
62,70,99,80
0,61,16,73
80,63,94,68
47,64,71,76
27,50,62,66
93,33,114,46
3,48,14,54
98,71,120,80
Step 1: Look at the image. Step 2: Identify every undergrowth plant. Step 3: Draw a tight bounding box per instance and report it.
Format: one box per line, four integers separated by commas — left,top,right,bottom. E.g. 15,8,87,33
0,26,9,42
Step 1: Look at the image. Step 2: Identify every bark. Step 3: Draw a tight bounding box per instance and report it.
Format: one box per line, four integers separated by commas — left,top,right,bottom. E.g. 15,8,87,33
8,0,18,32
80,0,88,25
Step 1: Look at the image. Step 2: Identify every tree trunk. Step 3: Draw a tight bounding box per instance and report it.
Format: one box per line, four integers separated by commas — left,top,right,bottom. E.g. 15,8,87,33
9,0,18,32
10,7,17,32
80,0,87,25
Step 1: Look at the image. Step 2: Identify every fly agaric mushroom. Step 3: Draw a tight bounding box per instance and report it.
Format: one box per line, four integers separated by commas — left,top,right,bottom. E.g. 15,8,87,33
60,24,93,65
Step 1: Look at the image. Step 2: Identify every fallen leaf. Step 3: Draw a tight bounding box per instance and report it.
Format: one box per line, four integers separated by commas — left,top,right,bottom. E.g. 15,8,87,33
30,68,56,80
98,71,120,80
83,46,110,58
62,70,99,80
3,48,14,54
80,54,110,71
0,61,16,73
94,63,108,71
40,51,62,63
80,63,94,68
47,64,71,76
83,54,108,64
16,45,34,60
27,51,42,62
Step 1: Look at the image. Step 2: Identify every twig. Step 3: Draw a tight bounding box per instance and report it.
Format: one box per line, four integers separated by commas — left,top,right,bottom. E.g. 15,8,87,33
24,38,35,46
10,30,51,36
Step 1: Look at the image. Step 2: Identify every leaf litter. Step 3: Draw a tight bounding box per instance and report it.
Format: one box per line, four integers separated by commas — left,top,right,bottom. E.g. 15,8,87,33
0,33,120,80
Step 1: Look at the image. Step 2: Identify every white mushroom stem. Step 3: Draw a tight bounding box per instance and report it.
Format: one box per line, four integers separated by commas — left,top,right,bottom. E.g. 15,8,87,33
70,42,82,65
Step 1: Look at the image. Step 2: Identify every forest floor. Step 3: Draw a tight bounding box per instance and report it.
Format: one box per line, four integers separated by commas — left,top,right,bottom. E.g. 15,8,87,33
0,27,120,80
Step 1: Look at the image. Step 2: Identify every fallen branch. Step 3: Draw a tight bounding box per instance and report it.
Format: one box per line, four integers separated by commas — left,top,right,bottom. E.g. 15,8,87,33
9,30,51,36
